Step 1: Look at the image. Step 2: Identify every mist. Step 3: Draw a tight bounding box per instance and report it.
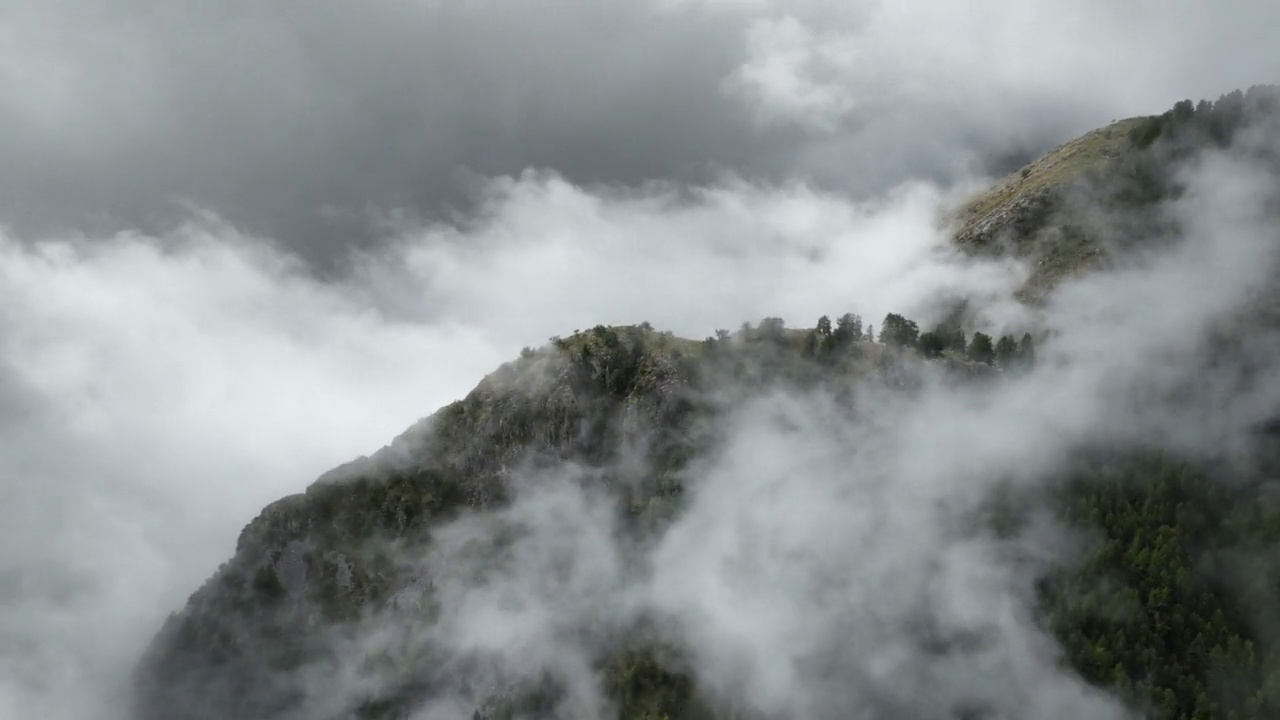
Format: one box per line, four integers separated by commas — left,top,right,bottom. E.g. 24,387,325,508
0,172,1031,719
249,140,1280,719
1,1,1279,718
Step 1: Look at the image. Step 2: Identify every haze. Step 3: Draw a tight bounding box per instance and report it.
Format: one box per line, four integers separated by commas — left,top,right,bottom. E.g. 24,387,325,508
1,1,1278,718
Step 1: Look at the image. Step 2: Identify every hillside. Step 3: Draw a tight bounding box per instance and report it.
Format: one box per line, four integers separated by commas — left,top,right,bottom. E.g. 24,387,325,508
131,322,897,719
133,90,1280,720
951,85,1280,301
950,116,1145,298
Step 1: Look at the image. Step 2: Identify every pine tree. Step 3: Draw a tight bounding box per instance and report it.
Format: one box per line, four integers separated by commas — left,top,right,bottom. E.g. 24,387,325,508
918,331,946,359
995,335,1019,368
758,317,786,341
968,332,995,365
834,313,862,345
803,331,818,358
1018,333,1037,369
880,313,920,348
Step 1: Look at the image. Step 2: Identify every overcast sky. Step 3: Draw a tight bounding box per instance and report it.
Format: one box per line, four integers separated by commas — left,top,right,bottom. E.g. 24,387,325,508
0,1,1278,718
0,0,1275,265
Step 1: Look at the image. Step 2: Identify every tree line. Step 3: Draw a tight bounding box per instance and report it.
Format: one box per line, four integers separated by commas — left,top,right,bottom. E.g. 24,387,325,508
877,312,1036,369
701,312,1039,372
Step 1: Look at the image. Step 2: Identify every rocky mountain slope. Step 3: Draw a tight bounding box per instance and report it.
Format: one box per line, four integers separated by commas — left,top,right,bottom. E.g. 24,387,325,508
134,88,1280,720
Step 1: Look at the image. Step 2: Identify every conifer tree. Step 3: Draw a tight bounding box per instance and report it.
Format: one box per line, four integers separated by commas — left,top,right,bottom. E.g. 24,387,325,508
968,332,995,364
995,335,1019,368
834,313,862,345
918,331,945,359
1018,332,1037,369
880,313,920,348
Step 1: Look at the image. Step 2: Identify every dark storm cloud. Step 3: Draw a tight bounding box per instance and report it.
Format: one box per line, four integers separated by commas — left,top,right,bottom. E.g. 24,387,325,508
0,0,764,266
4,0,1277,268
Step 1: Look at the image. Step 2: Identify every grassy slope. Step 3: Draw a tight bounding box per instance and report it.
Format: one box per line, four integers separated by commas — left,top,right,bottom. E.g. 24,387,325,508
951,116,1150,300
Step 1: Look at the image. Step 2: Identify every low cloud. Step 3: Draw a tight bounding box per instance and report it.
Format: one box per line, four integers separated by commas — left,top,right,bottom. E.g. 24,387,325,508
279,136,1280,718
354,171,1028,338
0,22,1277,711
0,171,1028,719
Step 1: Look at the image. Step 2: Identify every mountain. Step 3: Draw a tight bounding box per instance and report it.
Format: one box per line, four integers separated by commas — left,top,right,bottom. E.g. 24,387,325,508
953,85,1280,302
133,88,1280,720
951,116,1146,299
133,323,882,720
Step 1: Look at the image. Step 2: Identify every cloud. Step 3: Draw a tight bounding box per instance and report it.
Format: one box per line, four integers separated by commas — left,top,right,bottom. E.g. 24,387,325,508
1,3,1278,717
644,194,1273,720
0,170,1029,719
354,170,1028,337
727,15,863,132
643,390,1131,719
628,145,1280,720
0,0,1275,266
4,104,1279,718
0,220,499,720
269,132,1280,718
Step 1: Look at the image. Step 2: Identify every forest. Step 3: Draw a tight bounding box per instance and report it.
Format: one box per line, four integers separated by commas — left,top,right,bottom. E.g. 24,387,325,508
510,315,1280,720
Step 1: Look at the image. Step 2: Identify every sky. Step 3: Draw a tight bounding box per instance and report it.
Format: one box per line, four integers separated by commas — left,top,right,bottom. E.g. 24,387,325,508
0,0,1278,718
0,0,1276,264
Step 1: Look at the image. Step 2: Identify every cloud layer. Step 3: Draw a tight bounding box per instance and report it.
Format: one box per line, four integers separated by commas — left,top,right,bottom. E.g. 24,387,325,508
18,135,1275,718
1,1,1278,717
351,141,1280,719
0,0,1275,265
0,170,1028,719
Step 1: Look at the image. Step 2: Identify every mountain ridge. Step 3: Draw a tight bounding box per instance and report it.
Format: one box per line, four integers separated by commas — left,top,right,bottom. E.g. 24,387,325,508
133,88,1280,720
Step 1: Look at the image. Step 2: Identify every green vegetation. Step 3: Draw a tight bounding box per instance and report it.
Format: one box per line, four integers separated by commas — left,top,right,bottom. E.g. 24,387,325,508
994,335,1018,368
133,311,1027,720
952,85,1280,301
601,646,715,720
133,312,1280,720
1037,448,1280,719
134,89,1280,720
967,332,995,365
880,313,920,348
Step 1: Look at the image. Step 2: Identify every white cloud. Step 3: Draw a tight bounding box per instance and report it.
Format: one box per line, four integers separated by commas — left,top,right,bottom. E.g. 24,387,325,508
322,141,1280,718
0,171,1032,718
0,2,1278,716
727,15,861,131
0,221,501,720
359,170,1027,339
